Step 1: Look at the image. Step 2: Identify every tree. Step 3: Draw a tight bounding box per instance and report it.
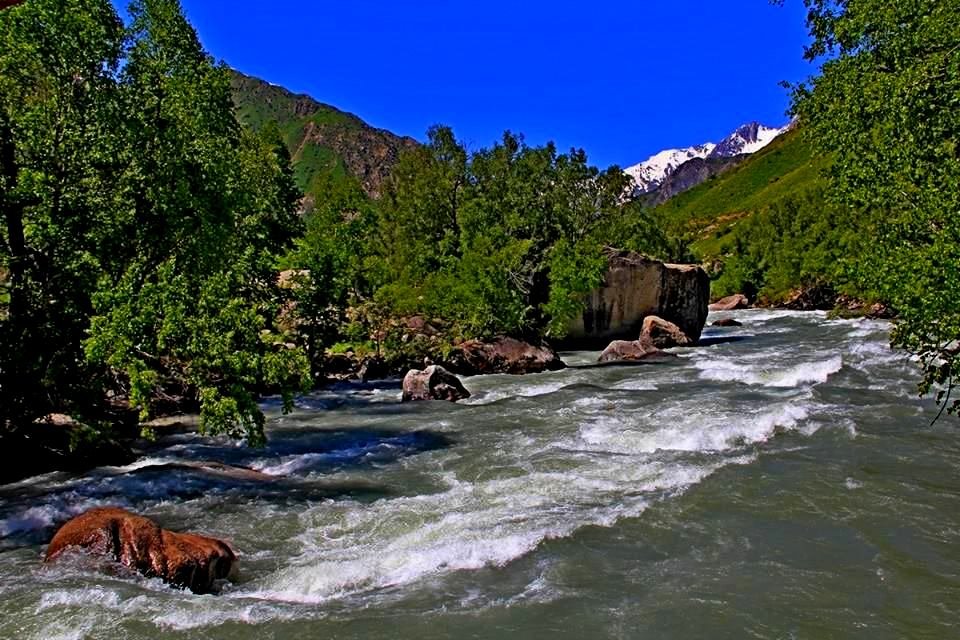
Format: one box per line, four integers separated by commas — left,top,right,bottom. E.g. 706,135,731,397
791,0,960,411
84,0,308,444
0,0,125,429
283,174,374,378
368,126,677,342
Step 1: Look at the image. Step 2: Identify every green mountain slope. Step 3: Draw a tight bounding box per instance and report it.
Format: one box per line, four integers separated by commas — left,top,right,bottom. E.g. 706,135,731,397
649,127,867,304
653,127,828,257
229,70,418,202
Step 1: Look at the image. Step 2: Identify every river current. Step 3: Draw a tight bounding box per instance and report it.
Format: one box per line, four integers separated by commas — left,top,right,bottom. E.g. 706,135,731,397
2,310,959,639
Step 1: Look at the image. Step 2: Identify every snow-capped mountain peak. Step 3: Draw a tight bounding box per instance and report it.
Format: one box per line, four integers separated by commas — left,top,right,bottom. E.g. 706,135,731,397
624,121,789,195
708,122,785,158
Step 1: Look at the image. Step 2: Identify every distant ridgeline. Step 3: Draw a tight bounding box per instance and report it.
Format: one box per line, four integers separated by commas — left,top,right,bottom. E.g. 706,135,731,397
229,70,418,205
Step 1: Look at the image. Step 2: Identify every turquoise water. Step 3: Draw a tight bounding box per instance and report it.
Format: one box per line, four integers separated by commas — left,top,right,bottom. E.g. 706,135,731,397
2,310,958,639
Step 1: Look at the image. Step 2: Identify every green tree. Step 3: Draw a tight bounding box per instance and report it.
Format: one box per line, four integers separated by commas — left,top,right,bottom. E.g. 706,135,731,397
283,175,374,378
0,0,124,429
791,0,960,411
84,0,309,444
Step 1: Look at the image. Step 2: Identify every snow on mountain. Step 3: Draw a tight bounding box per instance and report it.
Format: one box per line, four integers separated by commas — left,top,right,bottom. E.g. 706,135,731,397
624,143,716,194
624,121,789,195
708,122,786,159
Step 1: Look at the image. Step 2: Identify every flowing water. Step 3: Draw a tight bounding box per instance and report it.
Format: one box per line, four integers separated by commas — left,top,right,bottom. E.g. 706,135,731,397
3,310,960,639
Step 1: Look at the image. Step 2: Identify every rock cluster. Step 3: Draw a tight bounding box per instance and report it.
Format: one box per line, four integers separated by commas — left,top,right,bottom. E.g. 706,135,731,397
712,318,743,327
640,316,692,348
598,340,670,363
709,294,750,312
444,337,565,376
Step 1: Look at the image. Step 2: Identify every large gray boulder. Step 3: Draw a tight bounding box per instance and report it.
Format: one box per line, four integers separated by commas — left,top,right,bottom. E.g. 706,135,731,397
565,249,709,347
402,366,471,402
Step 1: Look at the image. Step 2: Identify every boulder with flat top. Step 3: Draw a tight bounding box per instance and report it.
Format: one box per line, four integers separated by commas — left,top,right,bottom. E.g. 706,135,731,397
565,249,709,347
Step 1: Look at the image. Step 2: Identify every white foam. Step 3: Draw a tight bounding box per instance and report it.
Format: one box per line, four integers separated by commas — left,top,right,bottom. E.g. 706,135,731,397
611,378,659,391
459,371,583,405
695,355,843,388
243,454,723,605
575,397,816,455
0,496,115,537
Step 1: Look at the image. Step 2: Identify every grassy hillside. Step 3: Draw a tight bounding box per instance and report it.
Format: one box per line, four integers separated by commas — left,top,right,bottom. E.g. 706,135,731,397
649,127,866,304
654,127,829,257
229,70,417,202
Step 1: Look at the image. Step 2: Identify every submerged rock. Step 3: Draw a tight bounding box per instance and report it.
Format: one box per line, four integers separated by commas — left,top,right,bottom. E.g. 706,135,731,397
640,315,693,348
444,337,565,376
712,318,743,327
402,365,471,402
45,507,237,594
565,249,710,347
598,340,672,363
709,294,750,312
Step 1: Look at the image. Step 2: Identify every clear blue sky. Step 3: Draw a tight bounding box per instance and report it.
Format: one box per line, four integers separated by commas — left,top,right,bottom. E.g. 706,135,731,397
113,0,815,168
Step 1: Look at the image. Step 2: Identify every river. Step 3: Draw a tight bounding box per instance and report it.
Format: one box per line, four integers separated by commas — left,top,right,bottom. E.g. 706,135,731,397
2,310,959,639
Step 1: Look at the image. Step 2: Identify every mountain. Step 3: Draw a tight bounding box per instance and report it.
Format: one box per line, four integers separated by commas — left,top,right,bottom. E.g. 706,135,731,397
229,70,418,202
636,155,742,208
652,126,826,256
708,122,787,159
624,121,790,196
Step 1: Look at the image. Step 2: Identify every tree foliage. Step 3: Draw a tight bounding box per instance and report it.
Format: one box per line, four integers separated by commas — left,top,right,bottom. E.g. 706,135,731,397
710,189,865,302
0,0,308,444
791,0,960,412
365,127,675,340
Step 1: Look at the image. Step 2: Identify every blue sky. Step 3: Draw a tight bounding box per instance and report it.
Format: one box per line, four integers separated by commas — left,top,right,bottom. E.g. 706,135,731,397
113,0,815,168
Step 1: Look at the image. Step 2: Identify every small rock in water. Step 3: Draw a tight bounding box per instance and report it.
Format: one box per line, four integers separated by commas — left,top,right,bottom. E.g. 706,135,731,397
709,294,750,312
45,507,237,594
598,340,673,363
402,365,471,402
640,315,694,348
712,318,743,327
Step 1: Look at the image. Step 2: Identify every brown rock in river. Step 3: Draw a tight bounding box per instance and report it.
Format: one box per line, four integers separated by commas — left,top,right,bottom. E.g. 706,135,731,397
45,507,237,594
444,337,565,376
598,340,673,363
709,294,749,312
640,315,693,348
402,366,471,402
